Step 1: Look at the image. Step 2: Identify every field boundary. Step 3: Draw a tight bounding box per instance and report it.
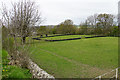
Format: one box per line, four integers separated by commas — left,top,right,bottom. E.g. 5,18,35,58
45,37,81,42
28,59,55,78
32,35,109,41
32,38,41,40
44,35,107,42
37,34,75,38
85,36,107,39
93,67,120,80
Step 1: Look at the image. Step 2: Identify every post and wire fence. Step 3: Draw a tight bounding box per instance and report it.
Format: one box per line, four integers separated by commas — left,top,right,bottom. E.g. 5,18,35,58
93,67,120,80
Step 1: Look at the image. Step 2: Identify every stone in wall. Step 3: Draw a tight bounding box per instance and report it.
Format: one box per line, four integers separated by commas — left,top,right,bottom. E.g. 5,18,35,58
28,59,55,79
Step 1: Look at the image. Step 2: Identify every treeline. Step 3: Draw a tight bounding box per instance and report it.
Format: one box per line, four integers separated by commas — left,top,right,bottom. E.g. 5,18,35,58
37,13,118,36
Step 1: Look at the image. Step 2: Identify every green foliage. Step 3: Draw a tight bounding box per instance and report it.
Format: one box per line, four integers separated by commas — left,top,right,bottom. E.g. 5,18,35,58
75,28,80,34
2,49,32,79
2,50,10,65
94,27,102,35
110,26,119,36
2,26,20,60
2,65,32,78
2,26,8,49
79,26,88,35
57,19,76,34
2,26,15,53
51,26,57,34
79,13,115,36
38,13,116,36
96,13,114,35
2,50,8,60
38,26,47,35
2,36,15,59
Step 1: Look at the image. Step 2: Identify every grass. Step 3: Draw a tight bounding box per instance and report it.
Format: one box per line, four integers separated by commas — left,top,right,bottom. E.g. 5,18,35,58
2,49,32,79
27,36,118,78
41,35,92,40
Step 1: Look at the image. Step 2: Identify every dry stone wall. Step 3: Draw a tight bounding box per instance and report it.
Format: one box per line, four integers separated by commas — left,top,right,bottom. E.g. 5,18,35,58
28,59,55,79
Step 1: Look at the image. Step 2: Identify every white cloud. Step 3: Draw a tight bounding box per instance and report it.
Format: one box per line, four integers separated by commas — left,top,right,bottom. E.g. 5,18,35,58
0,0,119,25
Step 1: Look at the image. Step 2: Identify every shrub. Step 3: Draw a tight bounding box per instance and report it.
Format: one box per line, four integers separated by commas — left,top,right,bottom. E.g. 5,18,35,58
2,65,32,78
2,50,32,79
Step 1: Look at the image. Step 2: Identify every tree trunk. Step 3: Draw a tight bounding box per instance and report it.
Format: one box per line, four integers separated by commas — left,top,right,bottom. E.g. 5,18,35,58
46,34,48,37
22,37,26,44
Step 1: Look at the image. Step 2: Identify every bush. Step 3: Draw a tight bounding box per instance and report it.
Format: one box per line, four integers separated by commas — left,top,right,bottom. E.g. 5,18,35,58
2,26,30,68
2,26,15,58
2,49,32,79
2,50,10,65
2,65,32,78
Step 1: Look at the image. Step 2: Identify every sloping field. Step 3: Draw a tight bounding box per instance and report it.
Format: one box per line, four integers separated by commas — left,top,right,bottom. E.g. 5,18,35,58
28,37,118,78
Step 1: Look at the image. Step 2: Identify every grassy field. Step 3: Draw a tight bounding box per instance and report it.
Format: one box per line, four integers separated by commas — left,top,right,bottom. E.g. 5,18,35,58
41,35,92,40
27,36,118,78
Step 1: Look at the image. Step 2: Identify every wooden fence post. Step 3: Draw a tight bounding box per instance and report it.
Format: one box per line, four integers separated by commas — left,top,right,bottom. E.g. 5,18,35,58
99,76,101,80
116,68,118,79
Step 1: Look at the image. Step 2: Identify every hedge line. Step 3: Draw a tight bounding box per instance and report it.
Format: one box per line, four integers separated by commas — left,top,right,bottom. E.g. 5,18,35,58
45,37,81,42
85,36,106,38
45,35,107,42
32,38,41,40
33,35,107,41
40,34,75,38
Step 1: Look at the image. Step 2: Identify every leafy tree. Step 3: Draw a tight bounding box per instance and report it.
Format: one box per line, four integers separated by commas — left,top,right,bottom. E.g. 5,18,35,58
96,13,115,35
79,21,88,35
111,26,119,36
83,13,116,35
51,26,57,34
38,26,47,35
57,19,76,34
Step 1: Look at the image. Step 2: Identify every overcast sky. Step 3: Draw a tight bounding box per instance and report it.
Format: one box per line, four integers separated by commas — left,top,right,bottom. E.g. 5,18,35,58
0,0,119,25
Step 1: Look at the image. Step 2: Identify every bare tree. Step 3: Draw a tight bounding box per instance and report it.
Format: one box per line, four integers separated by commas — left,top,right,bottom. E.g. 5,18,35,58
2,0,42,44
96,13,115,35
85,13,115,35
86,14,98,28
1,0,42,69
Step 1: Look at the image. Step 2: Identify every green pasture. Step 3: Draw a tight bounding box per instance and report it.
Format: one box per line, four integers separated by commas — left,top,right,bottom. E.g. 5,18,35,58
27,36,118,78
41,35,92,40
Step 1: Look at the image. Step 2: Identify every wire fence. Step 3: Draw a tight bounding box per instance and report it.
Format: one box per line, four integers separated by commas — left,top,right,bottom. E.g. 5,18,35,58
93,67,120,80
